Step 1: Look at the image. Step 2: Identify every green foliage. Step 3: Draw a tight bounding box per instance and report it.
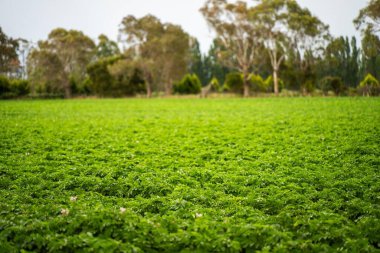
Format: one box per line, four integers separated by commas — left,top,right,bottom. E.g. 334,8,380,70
0,27,19,75
320,76,345,95
321,37,361,88
96,34,120,59
264,75,284,93
189,39,207,85
27,28,96,98
173,74,201,94
360,73,380,87
87,56,118,96
250,73,266,92
210,77,220,91
224,72,244,93
0,98,379,251
359,73,380,96
354,0,380,34
361,30,380,80
0,75,10,95
87,56,145,97
119,15,191,96
301,80,315,94
0,76,29,98
10,79,29,96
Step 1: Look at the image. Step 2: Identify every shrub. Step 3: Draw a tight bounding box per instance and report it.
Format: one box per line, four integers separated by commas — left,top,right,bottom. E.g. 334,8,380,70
210,77,220,92
224,72,244,93
250,74,267,92
263,75,284,93
0,75,11,96
301,80,315,95
320,76,345,96
0,77,29,98
358,73,380,96
10,79,29,96
173,74,201,94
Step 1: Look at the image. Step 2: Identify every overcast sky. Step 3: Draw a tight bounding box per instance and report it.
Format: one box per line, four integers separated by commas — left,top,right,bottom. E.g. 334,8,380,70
0,0,368,53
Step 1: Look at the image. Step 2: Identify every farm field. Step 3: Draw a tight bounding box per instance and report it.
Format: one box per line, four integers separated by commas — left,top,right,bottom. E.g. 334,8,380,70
0,98,380,252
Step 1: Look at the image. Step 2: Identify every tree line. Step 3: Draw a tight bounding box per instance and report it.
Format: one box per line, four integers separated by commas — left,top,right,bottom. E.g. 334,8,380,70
0,0,379,99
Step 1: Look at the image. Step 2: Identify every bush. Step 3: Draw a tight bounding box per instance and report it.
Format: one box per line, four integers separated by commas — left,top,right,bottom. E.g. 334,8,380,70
87,56,145,97
210,77,220,92
0,76,30,98
10,79,29,96
320,76,345,96
358,73,380,96
263,75,284,93
0,75,11,96
224,72,244,93
250,74,267,92
173,74,201,94
301,80,315,95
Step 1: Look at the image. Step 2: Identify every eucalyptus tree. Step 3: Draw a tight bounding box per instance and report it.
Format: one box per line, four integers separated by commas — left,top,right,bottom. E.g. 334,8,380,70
354,0,380,79
27,28,95,97
250,0,329,95
159,23,190,95
361,29,380,79
354,0,380,35
27,49,66,95
96,34,120,59
0,27,19,76
119,15,190,97
201,0,260,97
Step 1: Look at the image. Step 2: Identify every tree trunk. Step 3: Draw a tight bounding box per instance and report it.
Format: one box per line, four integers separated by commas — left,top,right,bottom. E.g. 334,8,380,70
243,79,250,97
243,72,250,97
273,68,279,96
146,83,152,98
165,82,172,96
64,81,71,98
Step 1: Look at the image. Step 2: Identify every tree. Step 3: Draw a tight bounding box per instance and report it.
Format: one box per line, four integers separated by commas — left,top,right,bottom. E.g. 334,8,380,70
96,34,120,59
27,49,66,95
354,0,380,35
189,38,207,85
108,59,146,96
119,15,191,97
160,24,190,95
27,28,95,98
203,39,231,85
250,0,329,95
87,55,145,97
201,0,260,97
321,37,361,88
17,39,33,79
0,27,19,76
86,56,120,96
361,29,380,79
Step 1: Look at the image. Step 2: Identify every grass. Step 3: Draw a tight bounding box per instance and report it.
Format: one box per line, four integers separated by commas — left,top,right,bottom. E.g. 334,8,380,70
0,97,379,252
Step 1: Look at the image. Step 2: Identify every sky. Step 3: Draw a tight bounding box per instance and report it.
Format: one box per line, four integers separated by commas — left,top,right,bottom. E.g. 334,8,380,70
0,0,368,53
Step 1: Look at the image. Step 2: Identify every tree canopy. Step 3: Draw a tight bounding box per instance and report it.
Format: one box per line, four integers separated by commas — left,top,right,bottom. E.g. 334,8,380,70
119,14,191,97
27,28,95,97
0,27,19,76
354,0,380,35
250,0,329,95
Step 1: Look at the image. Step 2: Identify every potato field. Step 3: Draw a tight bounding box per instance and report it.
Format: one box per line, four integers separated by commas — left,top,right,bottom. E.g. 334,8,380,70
0,98,379,252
